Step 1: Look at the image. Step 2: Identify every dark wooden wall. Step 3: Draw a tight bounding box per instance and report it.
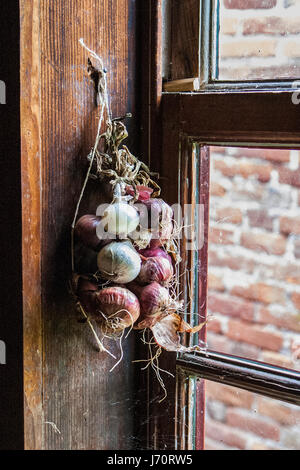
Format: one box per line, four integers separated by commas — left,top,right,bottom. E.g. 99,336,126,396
20,0,141,450
0,0,23,451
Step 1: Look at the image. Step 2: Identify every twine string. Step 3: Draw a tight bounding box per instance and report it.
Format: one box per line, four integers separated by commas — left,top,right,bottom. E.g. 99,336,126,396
71,39,112,272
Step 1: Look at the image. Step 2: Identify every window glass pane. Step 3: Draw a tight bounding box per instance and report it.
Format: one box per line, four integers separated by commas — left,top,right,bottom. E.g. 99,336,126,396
203,379,300,450
218,0,300,80
208,146,300,371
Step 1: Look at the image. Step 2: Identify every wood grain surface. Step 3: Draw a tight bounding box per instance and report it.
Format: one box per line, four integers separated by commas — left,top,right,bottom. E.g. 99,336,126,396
21,0,139,450
170,0,200,81
0,0,23,451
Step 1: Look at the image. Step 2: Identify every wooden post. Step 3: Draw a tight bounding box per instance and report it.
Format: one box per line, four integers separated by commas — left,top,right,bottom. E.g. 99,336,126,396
0,0,23,451
20,0,139,450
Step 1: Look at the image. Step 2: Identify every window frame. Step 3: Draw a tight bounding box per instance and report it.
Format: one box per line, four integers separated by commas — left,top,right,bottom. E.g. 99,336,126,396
166,0,300,92
142,0,300,451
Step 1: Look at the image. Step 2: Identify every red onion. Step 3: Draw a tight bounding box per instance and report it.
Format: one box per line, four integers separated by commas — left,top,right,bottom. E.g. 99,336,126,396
139,247,172,261
129,281,177,330
137,256,173,286
126,185,153,201
78,284,140,334
94,286,140,332
75,215,113,251
148,238,163,249
75,276,99,314
138,282,170,316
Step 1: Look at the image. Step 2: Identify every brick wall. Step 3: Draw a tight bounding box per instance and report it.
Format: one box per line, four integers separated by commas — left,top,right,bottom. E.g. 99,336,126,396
206,146,300,449
219,0,300,79
205,0,300,450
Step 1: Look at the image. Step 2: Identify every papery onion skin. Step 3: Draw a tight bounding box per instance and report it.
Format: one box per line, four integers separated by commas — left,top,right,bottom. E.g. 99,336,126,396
129,227,152,250
126,185,153,201
139,247,172,262
151,313,203,353
134,198,173,248
93,286,140,331
148,238,164,249
97,241,141,284
102,202,139,236
137,256,173,286
129,281,170,318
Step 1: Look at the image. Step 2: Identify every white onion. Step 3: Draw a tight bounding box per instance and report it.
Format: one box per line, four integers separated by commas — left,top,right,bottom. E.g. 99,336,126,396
97,241,141,283
102,202,139,236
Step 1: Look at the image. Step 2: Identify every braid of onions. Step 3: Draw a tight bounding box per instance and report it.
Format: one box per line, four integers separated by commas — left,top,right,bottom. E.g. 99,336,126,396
71,54,205,392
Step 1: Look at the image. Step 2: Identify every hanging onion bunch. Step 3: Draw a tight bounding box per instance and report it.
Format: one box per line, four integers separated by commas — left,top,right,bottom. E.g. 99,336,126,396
71,45,206,382
76,277,140,336
130,198,174,250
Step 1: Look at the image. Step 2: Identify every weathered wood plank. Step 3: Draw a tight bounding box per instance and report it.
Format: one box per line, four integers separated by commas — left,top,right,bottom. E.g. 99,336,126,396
21,0,139,450
0,0,23,451
170,0,200,81
163,92,300,145
20,0,43,450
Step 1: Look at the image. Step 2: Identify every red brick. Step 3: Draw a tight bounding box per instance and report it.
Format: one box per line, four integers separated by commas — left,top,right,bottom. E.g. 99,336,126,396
210,182,226,197
291,291,300,310
261,350,294,369
273,263,300,285
205,419,247,450
224,0,276,9
235,148,290,163
226,408,280,441
243,17,300,35
207,331,260,359
227,319,283,351
230,182,264,201
231,283,286,305
204,438,232,450
208,292,255,321
206,382,254,409
280,216,300,236
209,227,234,245
248,209,273,231
207,318,222,334
294,240,300,259
210,146,227,154
251,443,278,450
208,249,256,273
231,342,260,360
221,17,239,35
219,64,300,81
206,332,233,354
241,232,286,255
279,167,300,188
208,273,225,292
291,339,300,360
214,159,272,182
258,307,300,333
284,40,300,58
257,397,300,426
221,39,276,59
215,207,242,225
